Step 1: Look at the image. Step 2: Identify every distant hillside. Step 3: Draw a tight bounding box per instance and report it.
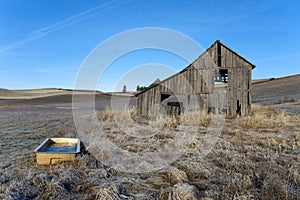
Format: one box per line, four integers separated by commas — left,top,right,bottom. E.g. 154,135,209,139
1,74,299,105
0,88,104,100
252,74,300,104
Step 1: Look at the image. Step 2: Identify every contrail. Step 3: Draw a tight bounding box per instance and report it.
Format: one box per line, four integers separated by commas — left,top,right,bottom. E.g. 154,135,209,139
0,0,132,52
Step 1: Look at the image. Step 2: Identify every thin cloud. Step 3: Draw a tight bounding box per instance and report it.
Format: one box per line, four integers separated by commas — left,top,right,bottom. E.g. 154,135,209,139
37,69,50,73
183,1,282,26
255,52,300,62
0,0,132,52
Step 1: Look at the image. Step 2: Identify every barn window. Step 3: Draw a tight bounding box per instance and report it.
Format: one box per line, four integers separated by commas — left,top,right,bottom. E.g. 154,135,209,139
161,93,171,102
214,68,228,83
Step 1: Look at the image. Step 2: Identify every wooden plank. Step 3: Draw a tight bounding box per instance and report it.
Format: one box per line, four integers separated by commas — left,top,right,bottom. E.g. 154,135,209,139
234,66,238,117
141,93,145,116
141,94,144,116
239,60,244,115
228,69,233,115
194,68,198,93
182,70,188,93
188,68,192,93
223,45,226,68
245,66,249,115
153,88,158,116
232,67,237,116
146,92,149,116
165,79,169,93
140,95,143,115
137,96,141,115
179,74,183,93
221,45,225,68
244,65,248,115
228,47,232,69
248,67,252,114
175,75,179,92
150,88,155,116
225,47,231,68
213,42,218,64
240,65,245,116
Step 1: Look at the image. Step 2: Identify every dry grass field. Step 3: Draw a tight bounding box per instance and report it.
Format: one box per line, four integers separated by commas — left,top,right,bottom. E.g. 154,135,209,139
0,78,299,199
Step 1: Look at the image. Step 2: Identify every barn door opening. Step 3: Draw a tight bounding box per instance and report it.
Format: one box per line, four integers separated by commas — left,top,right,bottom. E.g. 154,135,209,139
160,93,184,116
167,101,184,115
213,68,228,114
236,100,241,116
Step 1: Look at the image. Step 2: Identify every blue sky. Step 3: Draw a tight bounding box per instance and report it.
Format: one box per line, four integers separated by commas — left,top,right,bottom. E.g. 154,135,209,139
0,0,299,91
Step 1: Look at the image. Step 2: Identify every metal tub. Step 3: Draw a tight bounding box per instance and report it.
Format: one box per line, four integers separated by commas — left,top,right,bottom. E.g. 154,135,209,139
34,138,80,165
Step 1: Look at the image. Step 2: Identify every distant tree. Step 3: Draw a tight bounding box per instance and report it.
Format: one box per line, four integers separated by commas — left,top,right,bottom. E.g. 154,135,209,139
122,85,127,93
137,78,160,92
137,85,148,91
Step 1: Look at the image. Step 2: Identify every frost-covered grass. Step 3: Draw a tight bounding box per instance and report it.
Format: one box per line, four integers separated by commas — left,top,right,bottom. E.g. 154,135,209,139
1,105,299,199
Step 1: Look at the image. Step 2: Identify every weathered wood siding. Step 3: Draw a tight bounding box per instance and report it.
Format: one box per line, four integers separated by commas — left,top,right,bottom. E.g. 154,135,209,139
137,52,218,117
206,41,253,116
136,40,254,117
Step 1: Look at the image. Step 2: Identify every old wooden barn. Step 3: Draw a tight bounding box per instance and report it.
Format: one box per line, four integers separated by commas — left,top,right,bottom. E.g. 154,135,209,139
135,40,255,117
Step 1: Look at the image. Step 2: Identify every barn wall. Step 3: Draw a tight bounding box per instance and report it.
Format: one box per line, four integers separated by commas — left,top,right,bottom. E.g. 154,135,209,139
213,44,253,116
136,52,218,117
206,43,253,116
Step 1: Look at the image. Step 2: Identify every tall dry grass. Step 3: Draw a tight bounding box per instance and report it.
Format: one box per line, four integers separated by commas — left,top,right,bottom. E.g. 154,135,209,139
98,107,215,130
180,110,212,127
237,104,295,130
98,106,136,123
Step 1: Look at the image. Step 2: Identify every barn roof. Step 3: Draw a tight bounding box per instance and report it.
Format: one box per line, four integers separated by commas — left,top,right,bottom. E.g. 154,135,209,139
135,40,255,97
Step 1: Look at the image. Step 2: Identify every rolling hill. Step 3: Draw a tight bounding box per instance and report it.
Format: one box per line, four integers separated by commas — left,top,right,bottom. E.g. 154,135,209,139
252,74,300,104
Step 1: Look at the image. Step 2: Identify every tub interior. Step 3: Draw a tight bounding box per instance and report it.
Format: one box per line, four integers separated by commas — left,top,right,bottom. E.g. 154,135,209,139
34,138,80,154
44,142,77,153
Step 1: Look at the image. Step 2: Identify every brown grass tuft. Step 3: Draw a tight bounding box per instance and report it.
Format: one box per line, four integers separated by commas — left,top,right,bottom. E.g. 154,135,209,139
180,110,212,126
155,115,179,130
237,104,292,130
101,107,114,122
98,107,136,123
